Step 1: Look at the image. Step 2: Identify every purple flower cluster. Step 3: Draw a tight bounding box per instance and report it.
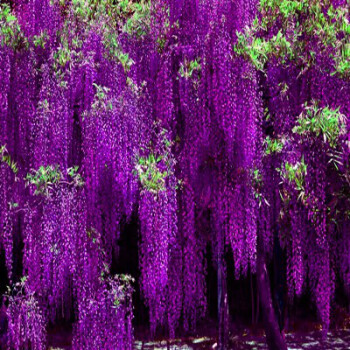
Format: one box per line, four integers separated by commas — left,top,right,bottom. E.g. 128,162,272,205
1,0,350,348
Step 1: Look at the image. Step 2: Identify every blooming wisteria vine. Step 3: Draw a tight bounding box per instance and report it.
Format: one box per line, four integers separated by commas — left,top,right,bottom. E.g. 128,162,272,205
1,0,350,349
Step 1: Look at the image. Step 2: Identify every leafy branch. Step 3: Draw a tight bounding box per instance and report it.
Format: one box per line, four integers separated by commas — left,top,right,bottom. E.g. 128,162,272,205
251,168,270,207
293,101,347,149
0,145,18,175
264,136,284,155
179,58,201,79
134,128,175,194
234,0,350,76
0,4,28,50
277,157,307,201
25,165,84,197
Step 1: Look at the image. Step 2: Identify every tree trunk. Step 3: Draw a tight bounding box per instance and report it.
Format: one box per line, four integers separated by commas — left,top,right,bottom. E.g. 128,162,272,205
217,233,229,350
251,272,255,327
255,282,260,325
256,238,287,350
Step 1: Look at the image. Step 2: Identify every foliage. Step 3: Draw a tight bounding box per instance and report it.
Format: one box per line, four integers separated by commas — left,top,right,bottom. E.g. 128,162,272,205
293,101,347,149
179,58,201,79
135,153,168,193
135,130,174,194
234,29,293,71
116,0,151,36
91,84,113,111
67,166,85,187
277,157,307,200
25,165,83,197
0,4,28,50
264,136,284,155
234,0,350,76
0,145,18,175
33,31,49,49
25,165,62,197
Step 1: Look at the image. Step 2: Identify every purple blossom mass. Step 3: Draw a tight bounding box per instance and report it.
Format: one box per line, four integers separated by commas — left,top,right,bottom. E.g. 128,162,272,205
1,1,350,349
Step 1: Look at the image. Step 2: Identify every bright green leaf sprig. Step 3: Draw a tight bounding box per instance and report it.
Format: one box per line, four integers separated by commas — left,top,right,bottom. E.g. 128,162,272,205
251,168,270,207
25,165,62,197
135,129,175,194
292,101,347,149
67,165,85,187
135,152,169,193
277,156,307,201
234,0,350,76
117,0,151,37
234,28,294,72
264,136,284,155
0,145,18,175
179,58,201,79
25,165,84,197
118,51,134,72
33,31,49,49
52,44,73,67
0,4,28,50
90,84,113,111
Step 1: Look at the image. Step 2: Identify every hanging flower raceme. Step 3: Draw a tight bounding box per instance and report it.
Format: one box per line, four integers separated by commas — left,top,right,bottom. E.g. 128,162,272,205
0,45,11,146
73,228,134,350
0,145,19,282
339,219,350,295
6,277,47,350
72,274,134,350
210,17,238,159
22,165,84,321
136,127,180,335
177,57,207,329
308,243,334,337
155,54,176,136
287,204,306,298
180,182,206,331
81,80,147,263
178,52,203,178
32,64,70,170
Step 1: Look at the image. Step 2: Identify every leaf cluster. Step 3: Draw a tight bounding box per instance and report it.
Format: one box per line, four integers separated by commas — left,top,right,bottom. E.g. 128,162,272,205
33,31,49,49
25,165,84,197
234,29,293,71
91,84,113,111
251,168,270,207
25,165,62,197
293,101,347,149
135,128,175,194
0,145,18,175
179,58,201,79
67,165,84,187
135,153,169,193
116,0,151,37
264,136,284,155
277,157,307,201
234,0,350,76
0,4,28,50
